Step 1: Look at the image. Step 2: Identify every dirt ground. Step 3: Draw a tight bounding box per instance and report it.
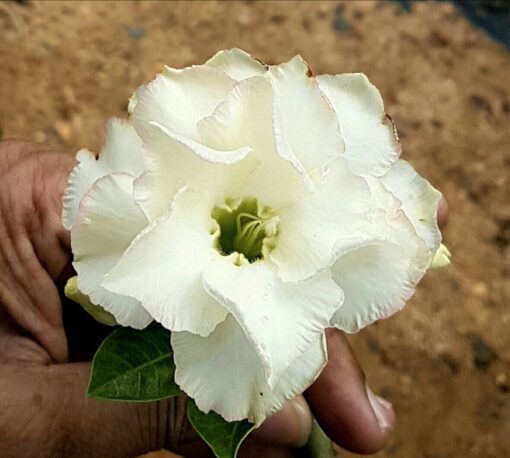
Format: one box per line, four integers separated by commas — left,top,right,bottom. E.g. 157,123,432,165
1,1,509,457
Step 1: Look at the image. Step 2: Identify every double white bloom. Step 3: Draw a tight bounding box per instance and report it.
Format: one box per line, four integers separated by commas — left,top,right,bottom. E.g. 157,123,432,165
63,49,445,425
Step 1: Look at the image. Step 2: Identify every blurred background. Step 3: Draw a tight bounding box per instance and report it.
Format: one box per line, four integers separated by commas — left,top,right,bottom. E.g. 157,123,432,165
0,1,509,457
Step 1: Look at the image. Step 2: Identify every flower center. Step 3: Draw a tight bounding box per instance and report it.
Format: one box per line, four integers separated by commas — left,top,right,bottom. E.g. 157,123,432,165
212,197,279,263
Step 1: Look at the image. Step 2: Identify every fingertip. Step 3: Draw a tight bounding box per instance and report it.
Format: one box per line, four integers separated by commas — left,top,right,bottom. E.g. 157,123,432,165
366,388,395,431
251,395,312,448
305,330,395,454
437,195,448,229
137,451,184,458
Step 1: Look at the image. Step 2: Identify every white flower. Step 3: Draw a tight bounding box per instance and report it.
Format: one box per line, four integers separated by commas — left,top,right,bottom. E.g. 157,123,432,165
63,49,447,425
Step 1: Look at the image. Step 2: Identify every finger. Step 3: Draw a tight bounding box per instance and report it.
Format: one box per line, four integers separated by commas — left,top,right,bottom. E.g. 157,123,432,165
437,195,448,229
156,390,313,457
138,452,184,458
239,442,294,458
0,145,75,364
0,139,44,172
251,395,312,448
0,363,201,458
304,329,395,454
0,232,68,363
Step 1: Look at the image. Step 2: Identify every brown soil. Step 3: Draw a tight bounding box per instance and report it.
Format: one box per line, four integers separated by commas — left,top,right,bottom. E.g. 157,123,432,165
1,1,509,457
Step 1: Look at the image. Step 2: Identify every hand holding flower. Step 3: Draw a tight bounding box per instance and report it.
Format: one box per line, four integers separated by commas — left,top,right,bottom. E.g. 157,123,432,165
0,136,440,456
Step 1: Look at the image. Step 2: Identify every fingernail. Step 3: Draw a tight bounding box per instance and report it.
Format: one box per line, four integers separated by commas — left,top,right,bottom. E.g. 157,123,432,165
252,395,312,447
291,395,313,447
366,384,394,431
437,195,448,228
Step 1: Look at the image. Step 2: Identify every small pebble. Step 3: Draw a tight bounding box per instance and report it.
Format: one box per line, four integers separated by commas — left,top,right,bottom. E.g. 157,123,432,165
470,94,492,114
332,17,351,32
128,27,145,40
368,337,379,354
472,281,489,297
441,353,460,375
471,336,496,370
53,119,72,142
495,373,509,393
34,131,47,143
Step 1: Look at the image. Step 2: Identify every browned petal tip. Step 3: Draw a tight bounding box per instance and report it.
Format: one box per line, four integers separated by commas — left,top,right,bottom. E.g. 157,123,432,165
384,112,400,143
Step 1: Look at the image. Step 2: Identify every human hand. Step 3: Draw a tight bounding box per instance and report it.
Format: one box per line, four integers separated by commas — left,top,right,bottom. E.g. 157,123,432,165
0,139,446,457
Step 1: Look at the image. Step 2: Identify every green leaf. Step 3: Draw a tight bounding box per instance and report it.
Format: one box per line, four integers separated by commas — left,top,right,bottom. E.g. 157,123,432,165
300,419,337,458
88,323,181,401
187,399,254,458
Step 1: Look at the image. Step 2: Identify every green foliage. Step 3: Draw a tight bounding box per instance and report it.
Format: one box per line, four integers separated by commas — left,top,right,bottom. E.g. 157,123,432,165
300,419,337,458
187,399,254,458
88,323,181,401
88,322,261,458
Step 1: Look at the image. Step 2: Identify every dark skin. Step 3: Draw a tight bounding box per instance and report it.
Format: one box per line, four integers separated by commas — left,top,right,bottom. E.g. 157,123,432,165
0,139,447,457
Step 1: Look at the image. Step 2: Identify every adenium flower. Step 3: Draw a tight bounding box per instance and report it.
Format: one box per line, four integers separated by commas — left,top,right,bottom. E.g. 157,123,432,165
63,49,447,425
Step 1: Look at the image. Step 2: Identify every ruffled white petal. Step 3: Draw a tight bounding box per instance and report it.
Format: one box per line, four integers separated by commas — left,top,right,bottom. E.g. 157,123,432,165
71,172,151,328
172,315,327,425
270,158,374,282
202,256,342,386
330,211,430,333
268,56,344,175
102,189,227,336
206,48,267,81
317,73,401,177
198,76,308,209
381,160,442,253
62,149,102,230
133,122,253,222
152,121,251,165
62,119,144,229
269,334,327,412
129,65,236,141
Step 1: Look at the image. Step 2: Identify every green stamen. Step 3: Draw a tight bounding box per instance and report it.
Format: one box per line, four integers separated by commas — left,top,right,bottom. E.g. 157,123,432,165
212,197,279,263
